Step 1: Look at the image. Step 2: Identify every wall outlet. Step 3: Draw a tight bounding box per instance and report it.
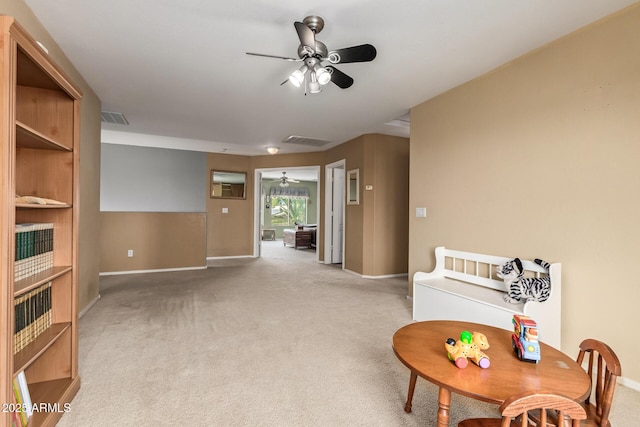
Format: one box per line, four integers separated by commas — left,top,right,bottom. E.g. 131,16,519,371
222,207,229,214
127,249,134,257
416,207,427,218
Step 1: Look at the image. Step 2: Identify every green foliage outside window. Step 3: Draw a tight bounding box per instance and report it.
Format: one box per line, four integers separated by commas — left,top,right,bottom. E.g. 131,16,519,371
271,196,307,226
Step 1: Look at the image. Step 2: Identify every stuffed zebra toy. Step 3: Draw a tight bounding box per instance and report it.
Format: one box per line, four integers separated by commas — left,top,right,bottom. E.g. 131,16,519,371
496,258,551,303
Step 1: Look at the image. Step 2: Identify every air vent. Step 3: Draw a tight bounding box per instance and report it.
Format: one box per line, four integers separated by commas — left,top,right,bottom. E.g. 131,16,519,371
101,111,130,125
385,112,410,128
282,135,332,147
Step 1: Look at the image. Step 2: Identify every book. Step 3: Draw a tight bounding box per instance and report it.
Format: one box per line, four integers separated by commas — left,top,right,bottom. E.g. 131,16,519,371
15,194,66,205
14,223,54,281
13,282,52,354
11,388,20,427
15,371,33,419
12,377,27,427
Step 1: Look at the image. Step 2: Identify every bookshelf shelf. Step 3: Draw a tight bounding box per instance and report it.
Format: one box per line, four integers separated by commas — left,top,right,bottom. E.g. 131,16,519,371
13,323,71,374
14,266,72,297
1,16,82,427
16,204,72,209
28,378,80,426
16,121,72,152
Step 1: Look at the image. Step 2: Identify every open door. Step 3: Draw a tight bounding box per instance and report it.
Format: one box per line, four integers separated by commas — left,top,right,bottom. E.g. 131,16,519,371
332,168,344,263
324,160,345,265
254,170,263,257
255,167,320,260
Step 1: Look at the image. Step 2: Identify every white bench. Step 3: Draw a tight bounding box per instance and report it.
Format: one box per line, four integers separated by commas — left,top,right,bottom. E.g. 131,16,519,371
413,247,561,349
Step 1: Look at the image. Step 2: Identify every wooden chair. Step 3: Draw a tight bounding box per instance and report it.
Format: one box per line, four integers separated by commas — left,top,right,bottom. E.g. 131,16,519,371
575,339,622,427
458,390,587,427
527,339,622,427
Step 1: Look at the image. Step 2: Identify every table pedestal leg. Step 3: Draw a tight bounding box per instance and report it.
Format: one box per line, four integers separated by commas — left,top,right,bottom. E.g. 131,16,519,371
404,371,418,413
437,387,451,427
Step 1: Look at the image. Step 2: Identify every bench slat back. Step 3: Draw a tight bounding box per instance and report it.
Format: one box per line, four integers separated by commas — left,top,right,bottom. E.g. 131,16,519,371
436,247,551,293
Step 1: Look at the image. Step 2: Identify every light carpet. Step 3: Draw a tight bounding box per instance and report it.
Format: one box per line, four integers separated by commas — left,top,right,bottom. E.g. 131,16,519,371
58,240,638,426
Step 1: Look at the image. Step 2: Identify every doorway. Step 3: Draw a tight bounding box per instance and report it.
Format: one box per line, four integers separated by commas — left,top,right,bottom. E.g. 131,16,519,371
254,166,320,261
324,160,345,266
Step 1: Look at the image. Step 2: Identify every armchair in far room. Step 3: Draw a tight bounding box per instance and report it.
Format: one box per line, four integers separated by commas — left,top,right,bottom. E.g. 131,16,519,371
283,224,316,250
302,224,317,248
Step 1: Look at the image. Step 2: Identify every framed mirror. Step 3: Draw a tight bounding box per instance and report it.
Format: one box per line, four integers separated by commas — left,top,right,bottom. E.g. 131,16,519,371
211,170,247,199
347,169,359,205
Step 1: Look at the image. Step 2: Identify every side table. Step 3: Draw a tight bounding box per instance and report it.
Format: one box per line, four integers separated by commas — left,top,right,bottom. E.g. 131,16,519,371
261,229,276,241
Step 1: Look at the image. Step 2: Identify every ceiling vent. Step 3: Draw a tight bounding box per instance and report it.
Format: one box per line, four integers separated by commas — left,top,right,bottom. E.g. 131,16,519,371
101,111,129,125
385,112,410,128
282,135,332,147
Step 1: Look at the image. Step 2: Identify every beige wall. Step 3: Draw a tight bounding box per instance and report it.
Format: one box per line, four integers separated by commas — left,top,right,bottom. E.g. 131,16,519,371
367,134,410,276
205,138,409,277
0,2,102,312
100,212,206,272
206,154,253,257
326,136,365,271
326,134,410,276
409,4,640,383
206,152,324,257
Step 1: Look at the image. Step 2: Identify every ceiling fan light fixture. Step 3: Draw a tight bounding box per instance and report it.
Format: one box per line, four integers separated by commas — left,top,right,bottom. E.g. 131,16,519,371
309,81,321,94
266,146,279,155
315,66,331,85
279,181,289,188
288,65,308,87
247,16,377,94
309,72,321,93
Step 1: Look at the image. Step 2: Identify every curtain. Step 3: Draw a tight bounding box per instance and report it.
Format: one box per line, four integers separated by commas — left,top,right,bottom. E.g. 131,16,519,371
269,187,310,198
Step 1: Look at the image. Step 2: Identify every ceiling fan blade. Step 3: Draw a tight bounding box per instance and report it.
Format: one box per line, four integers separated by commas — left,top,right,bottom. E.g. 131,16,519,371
326,66,354,89
294,21,316,55
246,52,300,61
328,44,377,64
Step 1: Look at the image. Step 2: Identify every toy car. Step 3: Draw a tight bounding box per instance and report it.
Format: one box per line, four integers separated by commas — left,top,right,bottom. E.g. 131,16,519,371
511,315,540,363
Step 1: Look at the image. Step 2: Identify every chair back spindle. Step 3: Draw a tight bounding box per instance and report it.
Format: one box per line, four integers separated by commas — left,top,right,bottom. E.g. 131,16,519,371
458,390,586,427
576,339,622,427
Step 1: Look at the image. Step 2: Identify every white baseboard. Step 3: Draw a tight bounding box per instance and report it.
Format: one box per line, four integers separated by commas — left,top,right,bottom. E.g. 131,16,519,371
99,266,207,276
362,273,408,279
78,294,100,318
342,268,361,277
620,376,640,392
207,255,254,260
343,268,408,279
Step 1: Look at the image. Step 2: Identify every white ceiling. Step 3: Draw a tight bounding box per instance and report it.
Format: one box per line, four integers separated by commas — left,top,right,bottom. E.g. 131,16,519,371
24,0,637,156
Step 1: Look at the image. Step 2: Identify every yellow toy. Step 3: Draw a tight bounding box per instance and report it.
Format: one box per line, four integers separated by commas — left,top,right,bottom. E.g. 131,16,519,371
445,331,491,369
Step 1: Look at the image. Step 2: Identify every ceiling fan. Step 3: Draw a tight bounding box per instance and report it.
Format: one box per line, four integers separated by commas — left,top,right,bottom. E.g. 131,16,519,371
246,15,377,93
274,171,299,187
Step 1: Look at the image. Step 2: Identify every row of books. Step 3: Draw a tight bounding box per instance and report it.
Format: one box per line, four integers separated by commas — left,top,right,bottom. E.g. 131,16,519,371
15,223,54,281
14,282,52,355
11,371,32,427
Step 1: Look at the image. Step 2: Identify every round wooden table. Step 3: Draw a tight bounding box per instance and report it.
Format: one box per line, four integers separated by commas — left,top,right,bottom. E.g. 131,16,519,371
392,320,591,426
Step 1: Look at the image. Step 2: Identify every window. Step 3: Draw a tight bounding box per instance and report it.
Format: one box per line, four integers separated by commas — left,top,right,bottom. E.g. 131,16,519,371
271,196,308,226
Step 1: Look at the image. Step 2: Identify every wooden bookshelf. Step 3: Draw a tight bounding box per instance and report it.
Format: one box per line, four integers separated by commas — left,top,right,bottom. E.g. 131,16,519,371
1,16,82,427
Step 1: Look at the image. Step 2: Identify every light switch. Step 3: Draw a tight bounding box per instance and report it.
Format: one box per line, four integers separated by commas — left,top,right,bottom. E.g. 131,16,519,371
222,208,229,214
416,207,427,218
